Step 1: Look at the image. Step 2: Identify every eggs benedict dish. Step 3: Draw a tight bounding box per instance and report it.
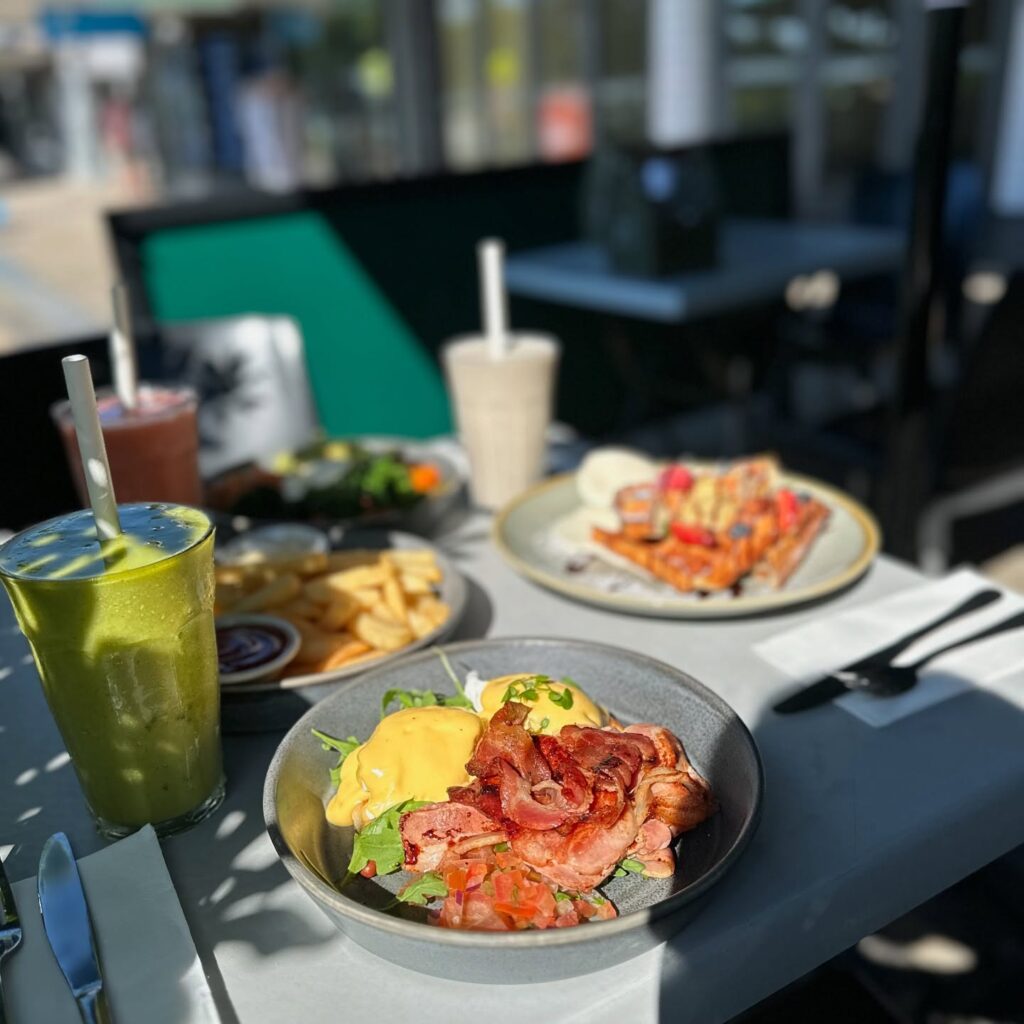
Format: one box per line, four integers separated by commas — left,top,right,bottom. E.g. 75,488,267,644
327,705,484,828
317,668,718,933
467,673,605,735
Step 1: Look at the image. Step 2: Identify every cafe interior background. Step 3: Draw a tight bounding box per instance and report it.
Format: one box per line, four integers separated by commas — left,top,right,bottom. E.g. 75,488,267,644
0,0,1023,1020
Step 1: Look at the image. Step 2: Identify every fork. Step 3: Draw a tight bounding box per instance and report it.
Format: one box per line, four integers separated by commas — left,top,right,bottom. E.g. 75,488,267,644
0,851,22,1024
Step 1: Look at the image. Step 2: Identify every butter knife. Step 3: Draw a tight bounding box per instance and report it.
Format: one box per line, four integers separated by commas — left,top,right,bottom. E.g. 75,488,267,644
37,833,113,1024
773,588,1002,714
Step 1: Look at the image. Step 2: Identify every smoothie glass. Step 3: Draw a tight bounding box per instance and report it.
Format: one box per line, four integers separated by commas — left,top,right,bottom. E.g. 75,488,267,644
0,503,224,838
52,385,203,506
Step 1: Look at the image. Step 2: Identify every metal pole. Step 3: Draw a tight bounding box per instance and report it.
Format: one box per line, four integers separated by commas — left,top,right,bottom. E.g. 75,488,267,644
882,1,966,559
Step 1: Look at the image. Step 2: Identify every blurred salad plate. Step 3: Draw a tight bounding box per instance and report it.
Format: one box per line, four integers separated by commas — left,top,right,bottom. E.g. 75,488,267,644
204,437,463,536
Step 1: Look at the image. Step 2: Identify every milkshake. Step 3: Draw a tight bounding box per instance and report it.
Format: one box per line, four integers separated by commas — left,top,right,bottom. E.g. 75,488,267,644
443,334,560,510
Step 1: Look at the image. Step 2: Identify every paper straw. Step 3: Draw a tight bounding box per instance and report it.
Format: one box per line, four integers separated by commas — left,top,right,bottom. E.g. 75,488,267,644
62,355,122,540
110,281,138,411
478,238,511,359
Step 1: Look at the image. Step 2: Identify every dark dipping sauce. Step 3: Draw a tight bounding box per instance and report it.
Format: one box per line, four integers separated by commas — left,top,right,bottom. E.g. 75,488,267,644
217,623,291,674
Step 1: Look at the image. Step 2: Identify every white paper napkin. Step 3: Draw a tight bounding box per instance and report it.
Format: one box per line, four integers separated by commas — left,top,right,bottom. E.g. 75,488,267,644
3,825,220,1023
755,568,1024,726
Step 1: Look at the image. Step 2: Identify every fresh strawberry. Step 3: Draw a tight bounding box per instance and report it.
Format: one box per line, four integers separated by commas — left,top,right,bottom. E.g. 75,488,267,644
670,522,716,547
659,465,694,492
776,489,799,531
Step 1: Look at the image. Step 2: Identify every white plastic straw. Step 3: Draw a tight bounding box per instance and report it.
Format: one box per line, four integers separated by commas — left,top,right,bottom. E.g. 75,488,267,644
478,238,511,359
62,355,122,540
110,281,138,411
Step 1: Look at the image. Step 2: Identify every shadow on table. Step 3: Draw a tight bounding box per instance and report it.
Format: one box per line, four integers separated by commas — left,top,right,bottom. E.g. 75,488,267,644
648,680,1024,1024
160,567,497,1020
159,731,322,1024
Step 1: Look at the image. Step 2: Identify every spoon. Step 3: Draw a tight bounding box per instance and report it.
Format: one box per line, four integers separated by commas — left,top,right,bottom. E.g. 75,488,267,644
835,608,1024,698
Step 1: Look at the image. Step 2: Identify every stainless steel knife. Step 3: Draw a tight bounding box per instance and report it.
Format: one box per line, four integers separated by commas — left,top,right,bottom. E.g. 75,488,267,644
773,588,1003,714
37,833,113,1024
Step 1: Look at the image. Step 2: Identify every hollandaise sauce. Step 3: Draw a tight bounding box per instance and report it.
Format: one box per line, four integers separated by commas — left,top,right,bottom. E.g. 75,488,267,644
327,706,484,828
475,674,605,735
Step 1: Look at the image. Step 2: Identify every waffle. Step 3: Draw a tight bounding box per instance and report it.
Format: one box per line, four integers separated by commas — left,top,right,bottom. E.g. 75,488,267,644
591,458,830,593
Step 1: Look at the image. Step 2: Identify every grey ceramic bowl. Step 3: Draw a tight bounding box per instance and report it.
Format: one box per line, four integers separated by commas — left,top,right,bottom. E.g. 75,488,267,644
263,638,763,983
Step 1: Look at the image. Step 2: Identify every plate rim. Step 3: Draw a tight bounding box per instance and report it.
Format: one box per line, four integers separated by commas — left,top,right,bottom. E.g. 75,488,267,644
220,530,468,694
263,636,765,949
492,470,881,618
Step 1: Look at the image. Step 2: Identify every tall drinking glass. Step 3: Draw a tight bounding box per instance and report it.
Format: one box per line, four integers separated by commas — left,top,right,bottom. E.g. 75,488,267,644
52,385,203,506
0,503,224,838
443,333,560,510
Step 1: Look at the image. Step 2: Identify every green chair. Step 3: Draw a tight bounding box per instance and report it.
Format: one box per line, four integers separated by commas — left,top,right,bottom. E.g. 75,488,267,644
144,211,452,438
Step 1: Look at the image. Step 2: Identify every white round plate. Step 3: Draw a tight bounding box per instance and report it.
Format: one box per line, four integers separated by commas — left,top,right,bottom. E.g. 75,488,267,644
221,529,468,694
493,469,880,618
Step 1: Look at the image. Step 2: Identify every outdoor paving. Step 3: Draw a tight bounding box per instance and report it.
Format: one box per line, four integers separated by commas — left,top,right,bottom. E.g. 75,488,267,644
0,176,152,353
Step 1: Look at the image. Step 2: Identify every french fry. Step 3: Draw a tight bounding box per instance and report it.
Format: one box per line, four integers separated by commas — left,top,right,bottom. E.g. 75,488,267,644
319,591,360,631
413,593,445,616
215,566,246,586
325,549,384,572
327,564,391,590
303,566,389,602
270,551,329,577
295,630,360,665
350,587,382,610
229,551,329,576
384,549,437,568
413,595,451,629
407,609,437,639
351,611,413,651
215,564,276,589
339,648,388,668
397,571,432,595
302,577,337,604
319,639,373,671
278,597,323,622
275,614,324,643
232,573,301,613
383,575,408,624
390,562,442,584
370,599,400,624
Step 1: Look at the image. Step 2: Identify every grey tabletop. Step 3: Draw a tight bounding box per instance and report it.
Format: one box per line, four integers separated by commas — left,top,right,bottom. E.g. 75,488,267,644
504,219,905,324
3,513,1024,1024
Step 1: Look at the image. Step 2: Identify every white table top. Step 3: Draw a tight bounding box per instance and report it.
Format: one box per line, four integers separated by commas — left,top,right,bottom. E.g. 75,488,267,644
3,512,1024,1024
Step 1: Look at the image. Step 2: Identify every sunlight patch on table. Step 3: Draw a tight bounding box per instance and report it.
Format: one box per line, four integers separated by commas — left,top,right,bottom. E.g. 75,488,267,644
231,833,280,872
858,933,977,974
216,809,246,840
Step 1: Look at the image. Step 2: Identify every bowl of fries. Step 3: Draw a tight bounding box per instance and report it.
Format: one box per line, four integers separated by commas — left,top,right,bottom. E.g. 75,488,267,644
214,529,467,694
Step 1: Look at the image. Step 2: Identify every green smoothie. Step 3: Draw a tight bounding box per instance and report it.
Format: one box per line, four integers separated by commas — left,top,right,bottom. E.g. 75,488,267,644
0,503,224,837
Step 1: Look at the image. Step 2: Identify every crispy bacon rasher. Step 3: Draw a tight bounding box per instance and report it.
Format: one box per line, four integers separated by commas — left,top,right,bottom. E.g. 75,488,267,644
399,703,715,898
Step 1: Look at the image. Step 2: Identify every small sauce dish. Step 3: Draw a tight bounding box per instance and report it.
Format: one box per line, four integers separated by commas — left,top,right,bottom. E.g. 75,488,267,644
216,614,301,685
